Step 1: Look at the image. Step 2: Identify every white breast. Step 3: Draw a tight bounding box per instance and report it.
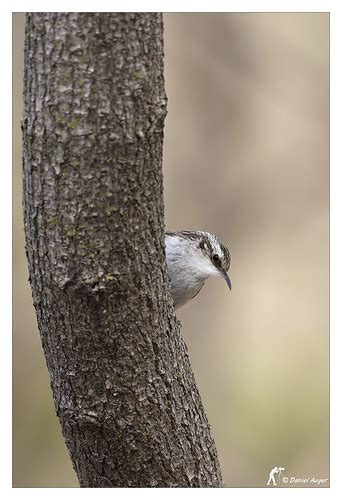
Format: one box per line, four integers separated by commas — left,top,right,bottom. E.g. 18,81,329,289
165,234,209,309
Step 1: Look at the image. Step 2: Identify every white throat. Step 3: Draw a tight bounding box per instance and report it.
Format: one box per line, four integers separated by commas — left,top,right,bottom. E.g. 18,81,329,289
165,234,220,308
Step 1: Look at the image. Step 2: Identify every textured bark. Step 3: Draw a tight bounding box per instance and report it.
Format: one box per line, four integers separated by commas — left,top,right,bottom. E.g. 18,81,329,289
22,13,223,487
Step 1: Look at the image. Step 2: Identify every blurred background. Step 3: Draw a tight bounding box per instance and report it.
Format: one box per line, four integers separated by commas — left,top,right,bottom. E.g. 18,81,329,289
13,13,329,487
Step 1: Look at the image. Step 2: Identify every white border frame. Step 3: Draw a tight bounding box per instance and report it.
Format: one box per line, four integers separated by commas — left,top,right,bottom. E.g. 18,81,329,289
4,1,340,498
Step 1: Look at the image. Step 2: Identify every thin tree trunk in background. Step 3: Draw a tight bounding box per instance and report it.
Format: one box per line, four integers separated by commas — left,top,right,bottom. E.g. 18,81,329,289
22,13,223,487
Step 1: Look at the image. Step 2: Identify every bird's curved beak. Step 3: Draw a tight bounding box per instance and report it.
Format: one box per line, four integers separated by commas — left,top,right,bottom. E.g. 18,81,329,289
220,270,232,291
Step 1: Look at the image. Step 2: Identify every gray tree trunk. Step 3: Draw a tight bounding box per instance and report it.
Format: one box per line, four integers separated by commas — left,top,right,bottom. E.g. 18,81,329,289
22,12,223,487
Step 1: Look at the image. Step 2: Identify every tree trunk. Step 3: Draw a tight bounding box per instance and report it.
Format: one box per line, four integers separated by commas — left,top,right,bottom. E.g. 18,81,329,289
22,12,223,487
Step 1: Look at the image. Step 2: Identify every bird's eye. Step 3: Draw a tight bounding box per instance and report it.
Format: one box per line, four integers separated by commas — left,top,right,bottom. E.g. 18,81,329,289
212,254,220,264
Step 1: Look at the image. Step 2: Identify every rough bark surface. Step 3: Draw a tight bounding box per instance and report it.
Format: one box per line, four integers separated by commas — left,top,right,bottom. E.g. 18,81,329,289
22,13,223,487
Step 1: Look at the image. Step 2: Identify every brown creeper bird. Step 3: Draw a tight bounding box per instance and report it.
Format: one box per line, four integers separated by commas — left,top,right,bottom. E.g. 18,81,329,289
165,231,231,309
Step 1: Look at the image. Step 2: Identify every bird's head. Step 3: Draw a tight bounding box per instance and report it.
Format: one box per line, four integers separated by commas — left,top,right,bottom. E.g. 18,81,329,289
197,232,232,290
166,230,232,290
